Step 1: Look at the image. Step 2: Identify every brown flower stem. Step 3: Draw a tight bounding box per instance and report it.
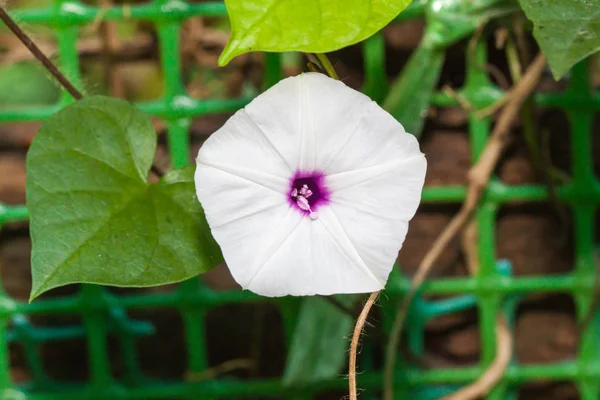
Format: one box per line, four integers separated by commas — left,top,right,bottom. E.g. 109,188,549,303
349,291,379,400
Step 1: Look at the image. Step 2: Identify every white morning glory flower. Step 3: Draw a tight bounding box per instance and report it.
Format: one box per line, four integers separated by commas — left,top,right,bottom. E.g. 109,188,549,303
194,72,426,297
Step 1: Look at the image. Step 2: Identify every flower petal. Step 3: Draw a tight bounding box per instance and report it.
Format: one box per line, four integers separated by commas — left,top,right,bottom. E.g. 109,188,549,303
197,158,289,194
247,214,384,297
290,73,375,172
197,108,295,180
308,80,421,175
329,155,426,220
216,205,304,290
325,155,427,281
195,163,287,226
195,72,427,297
195,163,302,286
243,75,308,172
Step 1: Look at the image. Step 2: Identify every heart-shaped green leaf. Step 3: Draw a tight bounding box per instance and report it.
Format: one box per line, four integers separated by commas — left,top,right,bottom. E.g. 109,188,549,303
27,96,221,300
218,0,413,66
519,0,600,79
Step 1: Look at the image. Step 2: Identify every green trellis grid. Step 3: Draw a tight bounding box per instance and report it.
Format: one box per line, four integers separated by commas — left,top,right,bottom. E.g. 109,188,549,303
0,0,599,398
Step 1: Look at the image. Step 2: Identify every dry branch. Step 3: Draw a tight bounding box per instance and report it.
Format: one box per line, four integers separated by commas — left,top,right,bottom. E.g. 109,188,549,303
449,210,512,399
0,6,83,99
440,315,512,400
383,53,547,400
0,6,166,177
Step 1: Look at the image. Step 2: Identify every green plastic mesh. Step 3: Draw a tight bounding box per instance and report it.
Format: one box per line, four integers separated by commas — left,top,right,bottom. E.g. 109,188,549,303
0,0,599,399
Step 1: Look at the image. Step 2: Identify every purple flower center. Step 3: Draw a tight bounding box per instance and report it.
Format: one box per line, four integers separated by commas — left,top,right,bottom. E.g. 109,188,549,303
288,172,329,219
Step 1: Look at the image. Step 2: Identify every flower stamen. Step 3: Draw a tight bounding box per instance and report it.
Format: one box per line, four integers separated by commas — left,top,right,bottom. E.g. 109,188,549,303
291,183,319,220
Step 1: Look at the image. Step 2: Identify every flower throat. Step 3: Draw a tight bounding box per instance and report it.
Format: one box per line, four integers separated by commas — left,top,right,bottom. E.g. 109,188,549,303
289,175,327,220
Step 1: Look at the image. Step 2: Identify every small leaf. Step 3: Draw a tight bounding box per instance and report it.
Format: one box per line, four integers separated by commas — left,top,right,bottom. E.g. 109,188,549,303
218,0,413,66
519,0,600,79
282,295,356,386
27,96,221,300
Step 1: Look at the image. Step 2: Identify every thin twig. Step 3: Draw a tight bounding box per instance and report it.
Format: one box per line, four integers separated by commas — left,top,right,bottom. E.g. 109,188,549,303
506,37,523,83
486,63,510,90
0,34,154,64
305,53,319,66
452,206,512,399
307,61,322,73
467,24,485,59
0,7,83,100
349,291,379,400
443,85,474,112
2,7,167,178
122,4,132,19
474,37,522,119
383,53,547,400
383,210,475,400
475,92,512,119
513,16,531,66
494,27,509,50
440,315,512,400
468,25,510,92
461,220,478,276
539,127,571,246
89,1,110,32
